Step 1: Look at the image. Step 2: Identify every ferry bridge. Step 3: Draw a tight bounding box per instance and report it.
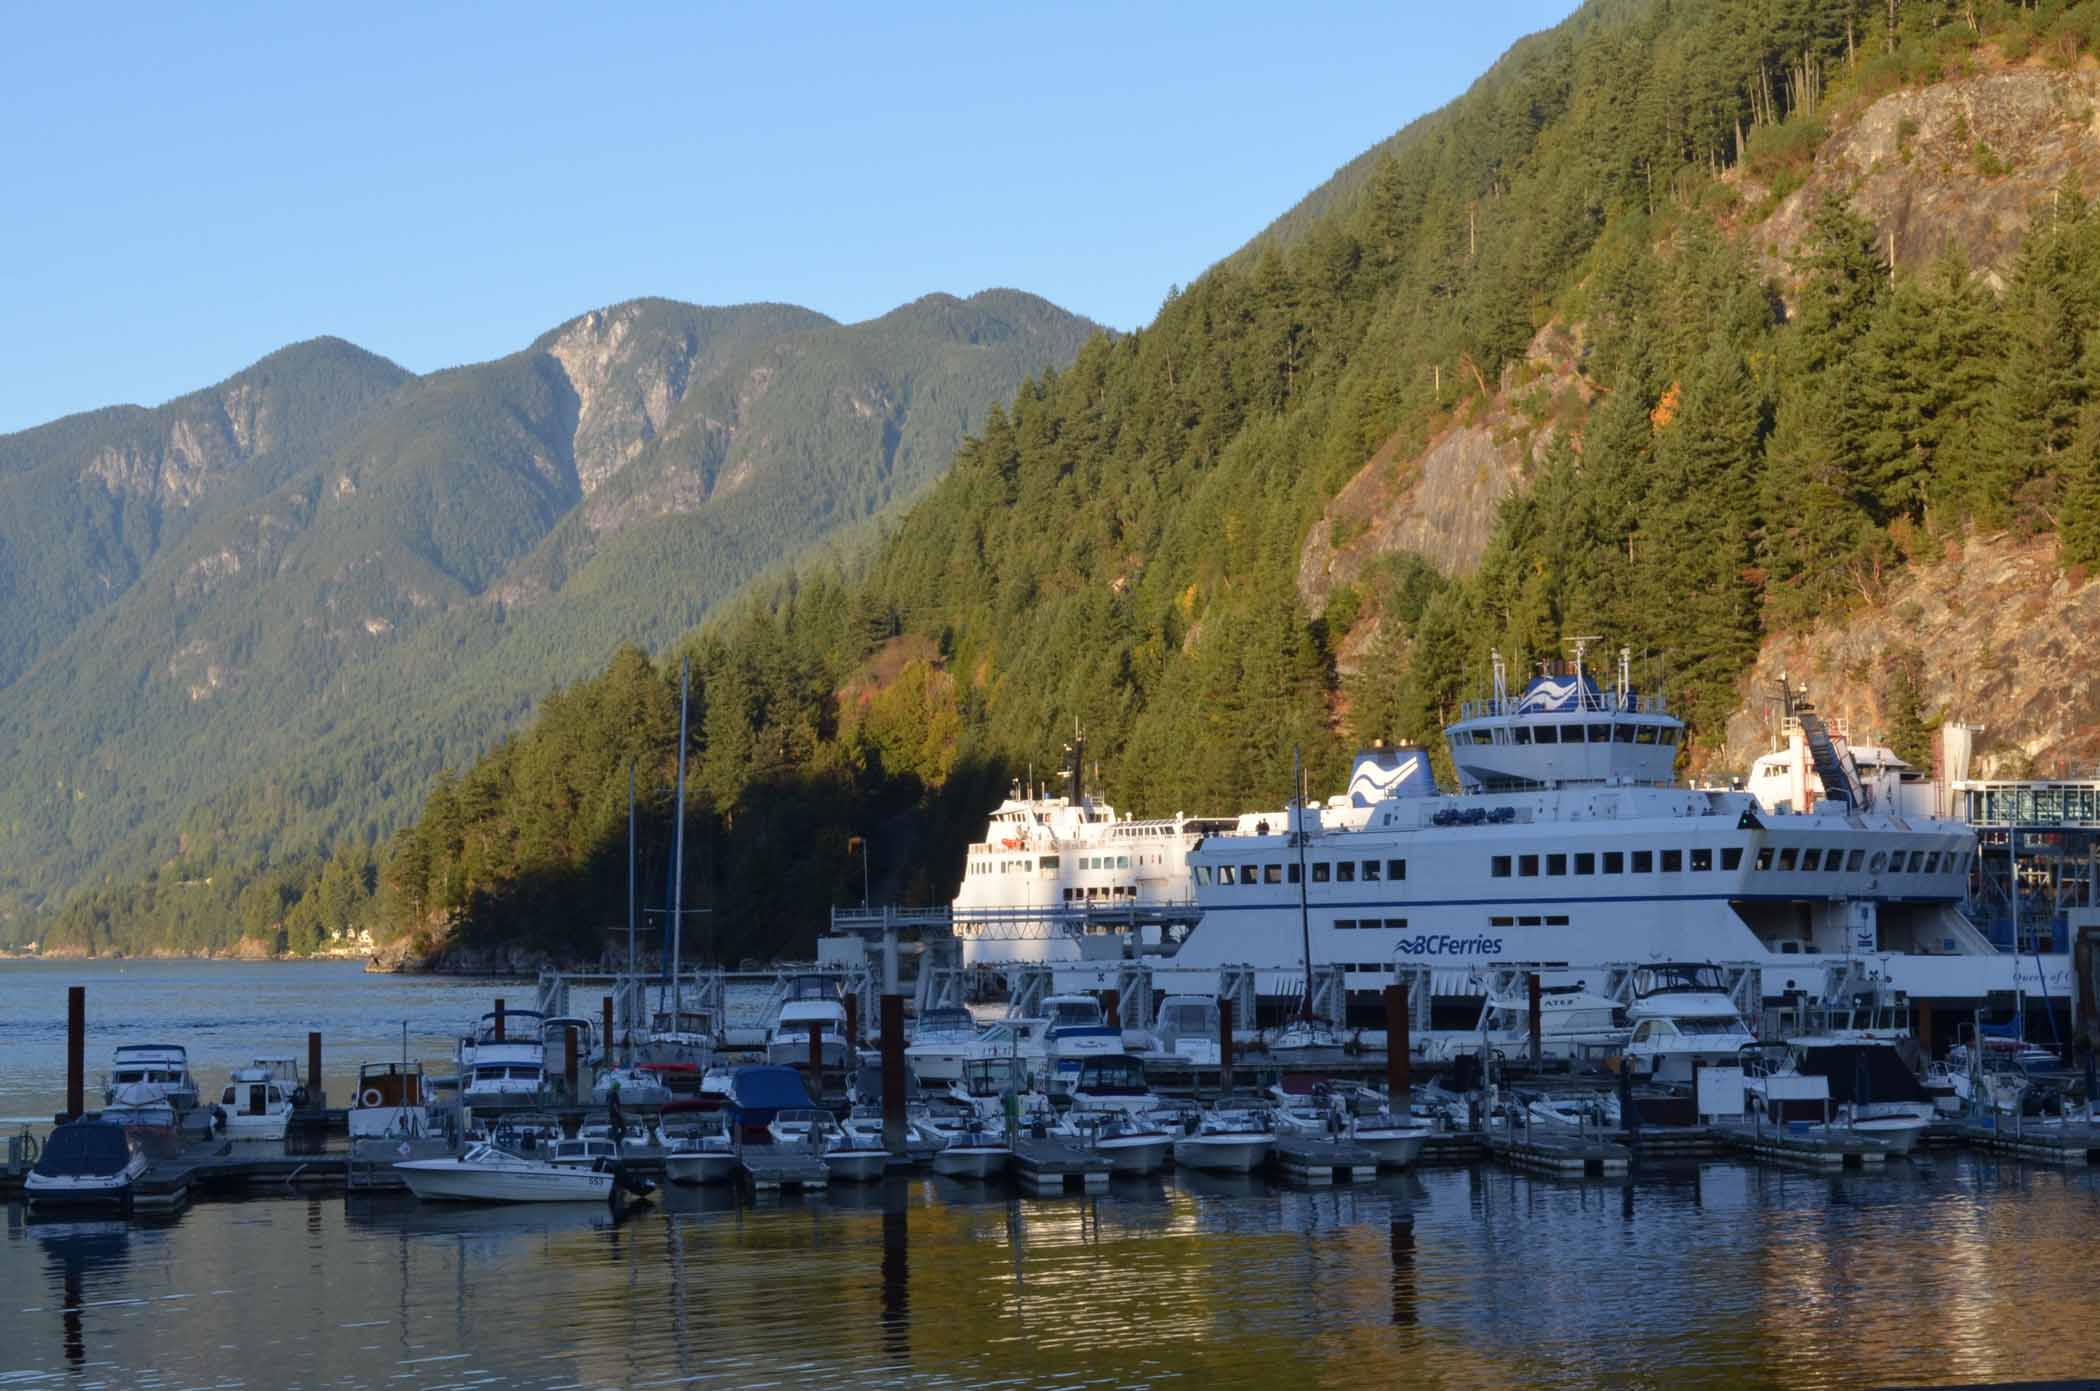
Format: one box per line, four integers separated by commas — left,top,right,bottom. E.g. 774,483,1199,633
1955,778,2100,953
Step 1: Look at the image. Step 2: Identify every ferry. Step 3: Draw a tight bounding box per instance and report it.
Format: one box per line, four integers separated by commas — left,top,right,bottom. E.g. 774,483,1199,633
1167,646,2071,1028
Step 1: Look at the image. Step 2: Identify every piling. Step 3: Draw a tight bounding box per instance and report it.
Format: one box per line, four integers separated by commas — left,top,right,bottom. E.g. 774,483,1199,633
1617,1060,1638,1138
307,1030,323,1111
494,998,506,1041
1528,973,1543,1068
1219,997,1236,1098
602,995,616,1066
1384,983,1410,1108
564,1024,580,1100
845,993,860,1049
1103,989,1120,1034
880,994,906,1153
66,985,85,1120
808,1018,824,1090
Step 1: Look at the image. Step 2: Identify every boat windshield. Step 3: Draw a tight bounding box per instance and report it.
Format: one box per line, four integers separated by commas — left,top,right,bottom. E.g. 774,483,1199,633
964,1058,1026,1093
1049,1000,1103,1027
1078,1057,1147,1095
918,1009,973,1033
653,1012,716,1035
1673,1016,1747,1035
1159,1004,1217,1037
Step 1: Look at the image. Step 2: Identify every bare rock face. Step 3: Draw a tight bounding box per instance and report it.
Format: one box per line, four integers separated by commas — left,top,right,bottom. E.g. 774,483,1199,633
82,381,279,508
1758,69,2100,284
1720,532,2100,777
1298,323,1591,615
543,304,697,497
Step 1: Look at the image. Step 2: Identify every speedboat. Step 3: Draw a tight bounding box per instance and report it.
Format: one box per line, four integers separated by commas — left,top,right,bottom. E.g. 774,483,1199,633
216,1065,296,1141
929,1122,1011,1178
1172,1106,1276,1174
1058,1109,1175,1175
104,1044,200,1114
1348,1108,1435,1168
840,1108,948,1164
26,1121,149,1210
901,1007,982,1082
397,1142,616,1202
99,1081,183,1157
350,1062,433,1139
594,1066,675,1109
768,1109,886,1181
662,1118,738,1186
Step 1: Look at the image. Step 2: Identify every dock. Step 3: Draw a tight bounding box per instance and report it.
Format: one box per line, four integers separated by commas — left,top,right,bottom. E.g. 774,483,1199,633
739,1150,829,1192
1271,1137,1380,1185
1717,1123,1892,1170
1481,1127,1631,1176
1010,1137,1112,1195
1957,1119,2100,1166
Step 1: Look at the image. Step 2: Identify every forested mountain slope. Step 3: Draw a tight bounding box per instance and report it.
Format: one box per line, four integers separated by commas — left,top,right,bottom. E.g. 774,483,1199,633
2,292,1096,949
47,0,2100,963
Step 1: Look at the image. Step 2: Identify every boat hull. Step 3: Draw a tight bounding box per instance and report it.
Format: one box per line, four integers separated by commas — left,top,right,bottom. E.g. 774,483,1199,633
823,1149,889,1182
397,1160,613,1203
349,1106,432,1140
930,1146,1008,1179
1096,1136,1174,1175
663,1150,737,1186
24,1171,142,1210
1352,1127,1431,1168
1173,1136,1274,1174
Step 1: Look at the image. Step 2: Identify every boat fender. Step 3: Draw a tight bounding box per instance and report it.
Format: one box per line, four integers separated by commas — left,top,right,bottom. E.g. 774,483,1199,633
360,1088,385,1109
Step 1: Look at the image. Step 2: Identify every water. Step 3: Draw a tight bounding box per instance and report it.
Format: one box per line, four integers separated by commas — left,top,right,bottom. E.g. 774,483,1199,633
7,963,2100,1389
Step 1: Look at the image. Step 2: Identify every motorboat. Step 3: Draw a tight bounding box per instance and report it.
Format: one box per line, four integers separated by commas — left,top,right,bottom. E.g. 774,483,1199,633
767,1109,886,1181
1172,1106,1276,1174
639,1006,720,1071
928,1122,1011,1178
1347,1107,1436,1168
662,1118,738,1186
103,1043,200,1114
1040,994,1124,1093
1266,1018,1344,1053
901,1007,986,1082
767,998,851,1072
1621,964,1758,1084
98,1081,183,1157
1058,1109,1175,1175
26,1121,150,1209
943,1057,1056,1130
1436,979,1628,1062
1152,995,1224,1067
350,1062,433,1139
397,1142,618,1202
547,1136,622,1168
593,1066,675,1109
726,1065,819,1140
459,1008,548,1110
915,1016,1052,1088
215,1065,296,1141
1065,1055,1158,1116
840,1108,949,1163
249,1057,310,1107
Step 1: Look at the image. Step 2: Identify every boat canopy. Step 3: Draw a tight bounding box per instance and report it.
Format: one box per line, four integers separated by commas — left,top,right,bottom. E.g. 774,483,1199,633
1794,1045,1930,1103
35,1123,134,1177
729,1066,815,1111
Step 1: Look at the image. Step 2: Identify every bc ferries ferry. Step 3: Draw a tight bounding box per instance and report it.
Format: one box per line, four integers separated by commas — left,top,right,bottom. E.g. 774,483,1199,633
1167,648,2069,1026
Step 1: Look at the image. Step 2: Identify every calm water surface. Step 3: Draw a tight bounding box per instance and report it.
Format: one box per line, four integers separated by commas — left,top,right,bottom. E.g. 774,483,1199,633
6,963,2100,1390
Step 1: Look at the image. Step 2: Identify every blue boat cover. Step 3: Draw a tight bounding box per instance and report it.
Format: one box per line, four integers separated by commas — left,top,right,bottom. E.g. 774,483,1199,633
730,1066,814,1111
35,1122,133,1178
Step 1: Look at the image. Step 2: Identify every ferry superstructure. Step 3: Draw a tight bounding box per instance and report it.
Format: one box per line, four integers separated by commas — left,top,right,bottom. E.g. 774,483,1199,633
1169,648,2070,1021
953,738,1232,967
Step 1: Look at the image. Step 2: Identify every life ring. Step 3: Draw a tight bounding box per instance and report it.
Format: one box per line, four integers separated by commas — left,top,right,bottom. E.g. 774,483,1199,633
360,1088,385,1109
1001,838,1023,850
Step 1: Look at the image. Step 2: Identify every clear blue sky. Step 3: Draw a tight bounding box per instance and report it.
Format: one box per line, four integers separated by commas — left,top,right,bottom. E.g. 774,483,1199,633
1,2,1579,433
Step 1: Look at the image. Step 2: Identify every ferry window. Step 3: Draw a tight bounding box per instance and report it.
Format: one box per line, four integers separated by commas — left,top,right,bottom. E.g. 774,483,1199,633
1799,849,1822,872
1660,728,1679,746
1217,866,1235,885
1907,851,1925,873
1632,850,1653,873
1721,848,1743,870
1777,848,1798,870
1362,860,1381,881
1491,915,1515,927
1040,855,1059,869
1546,914,1569,926
1589,724,1611,744
1470,728,1495,744
1519,915,1543,926
1690,848,1711,871
1661,849,1682,872
1614,723,1636,743
1512,726,1532,745
1634,724,1659,745
1337,861,1356,882
1546,853,1567,875
1384,918,1408,930
1312,862,1330,883
1491,856,1512,878
1924,851,1940,873
1819,846,1841,869
1024,858,1035,871
1117,855,1130,869
1869,851,1888,873
1603,851,1624,874
1847,850,1864,872
1335,918,1355,931
1194,867,1211,886
1574,852,1595,875
1264,864,1283,885
1288,863,1301,884
1519,854,1539,877
1242,865,1261,887
1756,846,1774,870
1388,859,1407,881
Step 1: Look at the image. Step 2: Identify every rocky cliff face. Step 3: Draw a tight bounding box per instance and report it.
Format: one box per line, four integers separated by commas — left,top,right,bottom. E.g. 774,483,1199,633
1720,531,2100,778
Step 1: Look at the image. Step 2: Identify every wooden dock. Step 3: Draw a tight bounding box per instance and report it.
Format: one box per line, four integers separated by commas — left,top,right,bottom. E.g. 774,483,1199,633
1717,1123,1892,1170
1010,1138,1112,1195
1272,1137,1380,1185
1482,1127,1631,1176
1958,1119,2100,1166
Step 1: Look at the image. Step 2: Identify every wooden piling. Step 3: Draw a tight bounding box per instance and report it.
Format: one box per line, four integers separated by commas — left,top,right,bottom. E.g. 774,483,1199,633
880,994,906,1152
1102,989,1120,1033
845,993,860,1049
602,995,616,1066
1384,983,1410,1105
1528,973,1543,1068
565,1024,580,1099
494,998,506,1041
307,1030,322,1111
1219,997,1236,1098
808,1018,824,1091
67,986,85,1120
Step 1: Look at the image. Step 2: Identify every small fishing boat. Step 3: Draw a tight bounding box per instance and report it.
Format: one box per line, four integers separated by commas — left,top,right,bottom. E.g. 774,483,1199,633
1058,1109,1175,1175
768,1110,887,1182
1172,1106,1276,1174
397,1142,619,1203
26,1121,150,1210
929,1123,1011,1179
662,1117,738,1186
216,1065,296,1141
350,1062,433,1139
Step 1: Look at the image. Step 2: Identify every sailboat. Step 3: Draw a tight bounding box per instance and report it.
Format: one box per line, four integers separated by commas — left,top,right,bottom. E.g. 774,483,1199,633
1270,747,1343,1052
637,661,718,1073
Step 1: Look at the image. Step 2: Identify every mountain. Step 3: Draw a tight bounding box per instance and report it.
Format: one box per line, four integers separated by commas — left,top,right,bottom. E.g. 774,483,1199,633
53,0,2100,963
0,291,1098,946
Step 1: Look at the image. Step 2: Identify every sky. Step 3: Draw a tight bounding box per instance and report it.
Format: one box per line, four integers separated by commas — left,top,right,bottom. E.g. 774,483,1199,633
1,2,1580,434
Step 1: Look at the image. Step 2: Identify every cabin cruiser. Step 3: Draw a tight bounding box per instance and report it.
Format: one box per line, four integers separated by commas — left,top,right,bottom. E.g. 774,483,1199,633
902,1007,985,1082
765,984,851,1072
1172,1105,1277,1174
593,1066,675,1110
350,1062,433,1139
459,1008,547,1110
103,1044,200,1114
1424,980,1626,1062
26,1121,150,1210
540,1016,600,1074
1620,964,1758,1084
1742,1040,1935,1153
1064,1055,1158,1117
1267,1018,1345,1052
1040,994,1124,1093
397,1142,618,1203
249,1058,309,1107
943,1057,1055,1129
216,1065,296,1141
909,1015,1050,1087
638,1006,720,1071
1151,995,1225,1066
547,1135,623,1169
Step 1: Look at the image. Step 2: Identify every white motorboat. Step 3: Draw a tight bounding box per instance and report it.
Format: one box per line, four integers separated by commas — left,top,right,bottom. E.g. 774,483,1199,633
459,1008,548,1109
1151,996,1224,1067
350,1062,434,1139
397,1142,615,1203
1065,1055,1159,1116
25,1121,150,1210
1267,1018,1344,1053
1040,994,1124,1093
943,1058,1056,1130
639,1007,720,1071
593,1066,675,1109
662,1120,738,1186
929,1123,1011,1178
104,1043,201,1114
767,1111,887,1182
915,1016,1050,1088
216,1065,296,1141
840,1109,948,1163
767,996,852,1072
1349,1111,1435,1168
901,1007,986,1083
1172,1106,1276,1174
249,1057,310,1107
1621,964,1758,1084
99,1081,182,1157
547,1136,622,1168
1058,1109,1175,1175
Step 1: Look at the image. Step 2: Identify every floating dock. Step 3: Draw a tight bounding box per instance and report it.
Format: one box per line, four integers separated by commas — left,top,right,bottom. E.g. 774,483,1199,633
1717,1123,1892,1170
1010,1138,1111,1195
1957,1119,2100,1165
739,1150,829,1192
1272,1137,1380,1185
1481,1127,1631,1176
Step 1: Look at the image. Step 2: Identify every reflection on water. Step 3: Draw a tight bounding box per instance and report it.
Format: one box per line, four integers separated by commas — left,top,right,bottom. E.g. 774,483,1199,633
5,1156,2099,1390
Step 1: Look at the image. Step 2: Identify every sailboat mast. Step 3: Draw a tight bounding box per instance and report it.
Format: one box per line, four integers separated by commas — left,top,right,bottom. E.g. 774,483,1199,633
669,655,691,1019
627,761,637,977
1295,745,1314,1021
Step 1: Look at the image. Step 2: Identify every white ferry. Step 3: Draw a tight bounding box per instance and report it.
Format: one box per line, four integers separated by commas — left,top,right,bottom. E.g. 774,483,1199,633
953,737,1233,967
1166,647,2069,1029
